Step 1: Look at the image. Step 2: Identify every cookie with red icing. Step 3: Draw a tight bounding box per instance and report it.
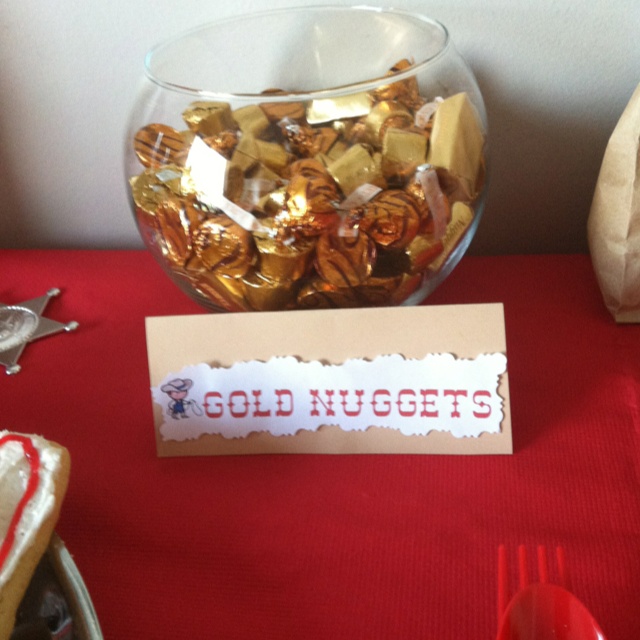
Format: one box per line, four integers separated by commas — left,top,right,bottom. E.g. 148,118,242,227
0,431,70,640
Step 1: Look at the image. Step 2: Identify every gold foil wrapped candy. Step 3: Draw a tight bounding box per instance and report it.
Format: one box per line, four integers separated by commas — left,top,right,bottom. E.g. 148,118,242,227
428,202,474,272
193,214,255,277
426,92,485,202
134,124,186,168
306,92,372,125
242,270,298,311
189,264,248,312
155,196,204,267
233,104,271,138
182,101,237,136
381,128,428,185
296,279,361,309
259,89,307,121
373,59,423,110
254,231,316,282
314,229,376,287
327,144,384,196
284,173,339,236
358,190,422,250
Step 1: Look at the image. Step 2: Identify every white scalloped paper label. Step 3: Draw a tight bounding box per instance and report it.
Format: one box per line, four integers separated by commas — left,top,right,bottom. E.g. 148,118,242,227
152,353,507,441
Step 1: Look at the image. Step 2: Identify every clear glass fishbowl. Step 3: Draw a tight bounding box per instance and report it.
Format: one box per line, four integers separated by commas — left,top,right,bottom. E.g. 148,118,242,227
125,5,488,312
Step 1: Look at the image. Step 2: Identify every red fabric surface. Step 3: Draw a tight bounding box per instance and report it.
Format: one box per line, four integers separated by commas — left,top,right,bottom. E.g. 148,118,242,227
2,250,640,639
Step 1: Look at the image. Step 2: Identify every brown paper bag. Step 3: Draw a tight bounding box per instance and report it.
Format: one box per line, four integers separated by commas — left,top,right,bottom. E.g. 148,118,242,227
588,84,640,323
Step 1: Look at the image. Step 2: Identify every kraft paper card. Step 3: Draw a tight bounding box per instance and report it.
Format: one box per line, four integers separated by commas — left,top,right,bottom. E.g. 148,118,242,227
145,303,511,456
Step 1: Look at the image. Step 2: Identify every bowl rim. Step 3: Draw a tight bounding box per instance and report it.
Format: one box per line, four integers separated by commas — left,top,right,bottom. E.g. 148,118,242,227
143,4,451,101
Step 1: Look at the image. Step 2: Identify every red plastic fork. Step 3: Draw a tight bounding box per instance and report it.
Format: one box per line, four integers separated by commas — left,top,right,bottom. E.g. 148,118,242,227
496,545,607,640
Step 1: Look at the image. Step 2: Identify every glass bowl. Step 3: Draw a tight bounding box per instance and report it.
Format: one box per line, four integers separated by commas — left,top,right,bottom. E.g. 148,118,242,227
125,5,488,312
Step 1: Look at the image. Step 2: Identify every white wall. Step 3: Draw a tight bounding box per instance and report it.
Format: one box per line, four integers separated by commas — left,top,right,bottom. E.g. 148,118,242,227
0,0,637,254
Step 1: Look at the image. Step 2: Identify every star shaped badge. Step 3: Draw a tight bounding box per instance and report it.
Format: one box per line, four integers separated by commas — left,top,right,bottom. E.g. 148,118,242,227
0,288,78,375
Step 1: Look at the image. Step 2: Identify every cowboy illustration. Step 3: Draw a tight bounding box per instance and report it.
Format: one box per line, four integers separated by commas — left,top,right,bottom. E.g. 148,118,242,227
161,378,202,419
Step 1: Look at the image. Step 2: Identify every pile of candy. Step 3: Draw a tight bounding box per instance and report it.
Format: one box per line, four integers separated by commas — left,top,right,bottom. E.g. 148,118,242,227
129,60,485,311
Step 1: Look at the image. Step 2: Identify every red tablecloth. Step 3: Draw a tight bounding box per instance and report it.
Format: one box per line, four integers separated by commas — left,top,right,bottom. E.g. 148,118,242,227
2,250,640,639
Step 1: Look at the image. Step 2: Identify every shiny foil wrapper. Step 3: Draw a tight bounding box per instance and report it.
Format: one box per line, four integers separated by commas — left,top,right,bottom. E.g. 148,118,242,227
358,189,422,250
364,101,414,144
155,196,204,267
373,59,424,111
130,169,169,215
242,270,298,311
381,128,428,185
233,104,271,137
254,231,316,281
280,120,339,158
201,130,240,159
134,124,186,168
428,202,474,272
193,215,255,277
190,265,248,312
296,279,361,309
284,173,340,236
327,144,384,196
259,89,307,121
314,230,376,287
426,92,485,202
182,101,237,136
306,92,372,125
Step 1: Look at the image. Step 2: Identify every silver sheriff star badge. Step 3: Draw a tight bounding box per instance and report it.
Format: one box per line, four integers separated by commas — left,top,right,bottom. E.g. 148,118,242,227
0,288,78,375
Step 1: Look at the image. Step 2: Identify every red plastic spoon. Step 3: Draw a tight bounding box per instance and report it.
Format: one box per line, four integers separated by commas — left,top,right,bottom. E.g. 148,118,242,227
497,582,607,640
497,545,607,640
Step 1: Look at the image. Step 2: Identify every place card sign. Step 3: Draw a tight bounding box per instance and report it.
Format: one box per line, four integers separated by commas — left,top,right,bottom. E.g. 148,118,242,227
145,304,511,456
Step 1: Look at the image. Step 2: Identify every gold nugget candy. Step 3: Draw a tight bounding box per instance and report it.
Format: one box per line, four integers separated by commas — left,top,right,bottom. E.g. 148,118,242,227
190,267,248,312
130,169,168,215
154,196,204,267
182,101,236,136
356,274,407,306
286,158,331,180
259,89,307,122
373,59,423,110
307,92,372,125
193,214,255,277
231,135,260,173
315,229,376,287
284,174,339,236
254,139,290,175
255,186,287,217
254,231,316,281
359,189,421,250
296,279,360,309
224,162,245,203
242,270,298,311
155,164,187,196
280,121,339,158
426,92,485,202
364,100,414,145
237,165,281,210
233,104,271,138
133,124,186,168
428,202,474,272
324,139,349,162
201,130,239,159
381,128,428,185
327,144,384,196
